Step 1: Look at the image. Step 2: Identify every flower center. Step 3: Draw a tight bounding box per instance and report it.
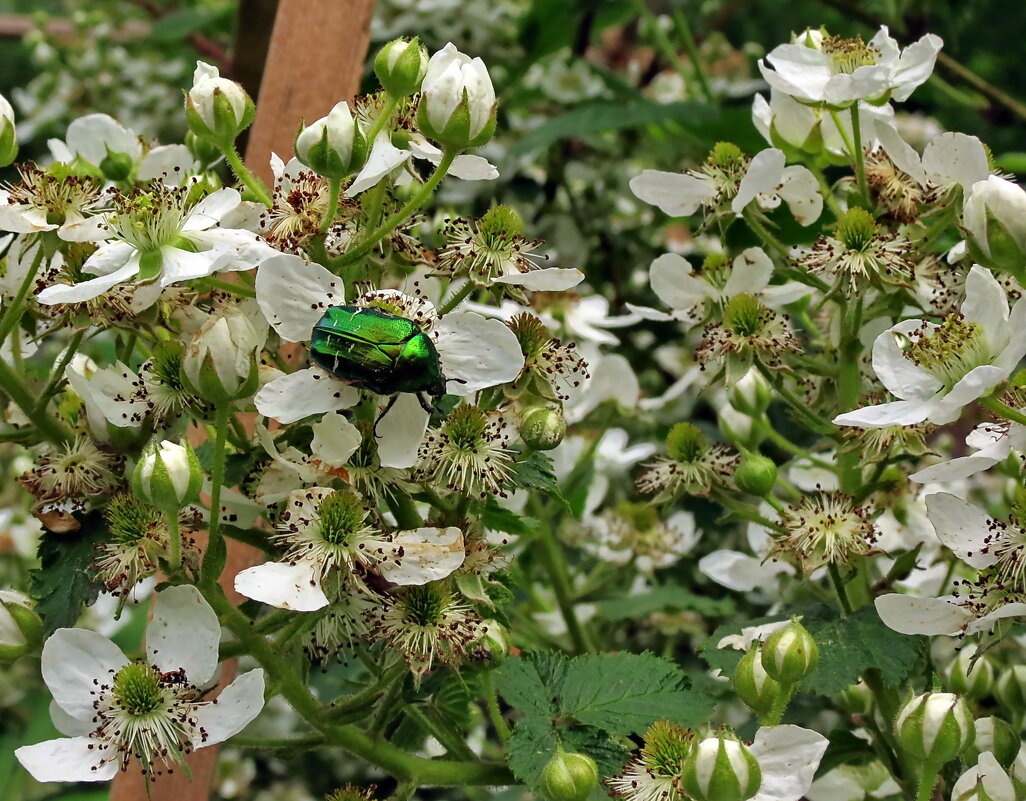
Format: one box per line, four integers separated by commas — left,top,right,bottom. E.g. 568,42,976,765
6,163,102,225
317,490,369,546
979,517,1026,597
666,422,707,463
723,293,766,337
699,253,731,292
108,185,193,253
903,314,990,389
641,720,693,777
778,492,875,569
112,662,164,715
443,404,490,450
107,492,165,546
835,207,877,252
400,583,448,626
823,34,879,74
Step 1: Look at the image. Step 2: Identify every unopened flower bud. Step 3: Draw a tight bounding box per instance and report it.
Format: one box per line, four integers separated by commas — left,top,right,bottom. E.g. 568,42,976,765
417,43,496,151
185,130,222,166
733,453,777,497
946,645,996,699
964,176,1026,277
539,750,599,801
182,307,264,403
473,619,511,664
760,618,818,685
964,716,1020,769
728,368,772,416
295,101,367,180
996,665,1026,712
733,644,785,717
521,406,567,451
100,146,134,182
0,93,16,167
894,691,974,765
131,440,203,513
682,730,762,801
718,404,762,449
185,61,254,147
0,591,42,665
375,37,429,97
837,681,874,717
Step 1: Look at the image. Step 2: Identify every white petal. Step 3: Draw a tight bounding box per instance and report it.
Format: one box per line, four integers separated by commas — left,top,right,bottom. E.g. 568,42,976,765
629,169,716,216
891,33,943,102
492,267,584,291
377,527,466,585
347,134,410,195
254,367,359,424
433,312,524,394
158,246,220,285
255,254,344,342
36,259,140,305
650,253,710,311
724,247,773,296
961,264,1008,327
874,594,968,635
967,602,1026,635
41,628,127,721
750,725,829,801
182,188,242,231
376,392,430,469
49,699,92,736
732,148,785,215
310,412,362,468
871,321,941,400
876,124,927,186
699,550,790,592
191,669,266,746
16,737,118,782
449,153,499,180
233,560,328,611
931,364,1010,423
910,454,1001,483
80,240,135,276
923,493,998,568
923,133,988,191
832,398,930,428
778,165,823,225
951,752,1015,801
58,214,112,242
147,585,221,684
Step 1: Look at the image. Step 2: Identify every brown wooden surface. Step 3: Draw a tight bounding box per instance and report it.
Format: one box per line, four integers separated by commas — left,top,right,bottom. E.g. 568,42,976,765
244,0,378,184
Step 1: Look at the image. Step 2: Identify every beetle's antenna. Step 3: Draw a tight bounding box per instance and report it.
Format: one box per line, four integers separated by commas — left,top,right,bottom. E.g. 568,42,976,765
446,377,468,386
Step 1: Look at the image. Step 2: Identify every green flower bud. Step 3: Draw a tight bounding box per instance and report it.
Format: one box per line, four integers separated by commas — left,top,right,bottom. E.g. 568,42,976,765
0,591,42,665
0,93,17,168
521,406,567,451
733,644,785,717
374,37,429,97
836,681,874,717
728,368,772,416
682,730,762,801
718,404,763,449
894,691,974,765
964,716,1021,769
733,453,778,497
760,619,819,685
539,750,599,801
100,145,134,182
417,43,496,151
996,665,1026,712
946,645,996,699
131,440,203,513
181,306,264,404
185,130,222,166
185,61,255,148
295,101,368,180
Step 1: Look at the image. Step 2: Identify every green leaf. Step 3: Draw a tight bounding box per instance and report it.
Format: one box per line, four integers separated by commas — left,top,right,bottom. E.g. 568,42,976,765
30,512,108,635
481,497,538,537
496,650,568,717
595,584,735,620
801,607,925,695
507,717,629,788
561,653,714,733
700,614,784,678
511,450,569,509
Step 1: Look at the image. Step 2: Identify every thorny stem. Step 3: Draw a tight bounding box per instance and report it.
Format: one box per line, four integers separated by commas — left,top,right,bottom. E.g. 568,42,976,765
754,362,834,434
982,394,1026,427
836,296,864,492
438,281,476,315
201,403,231,584
915,764,939,801
0,242,44,347
203,585,515,786
742,207,792,261
809,164,845,220
481,670,511,742
535,518,595,654
224,144,273,207
320,176,342,233
340,149,457,267
0,357,74,445
850,103,870,205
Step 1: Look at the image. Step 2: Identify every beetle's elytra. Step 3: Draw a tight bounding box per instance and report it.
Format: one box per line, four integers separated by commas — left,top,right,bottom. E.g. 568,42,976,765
310,305,447,404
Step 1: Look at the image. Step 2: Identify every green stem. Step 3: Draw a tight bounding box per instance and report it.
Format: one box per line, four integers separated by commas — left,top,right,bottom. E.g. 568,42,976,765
850,103,870,205
0,242,44,347
438,281,476,316
982,395,1026,427
828,563,853,616
761,683,797,726
743,208,791,261
204,585,515,785
385,489,424,529
915,765,938,801
32,330,85,415
405,705,477,760
224,144,273,207
165,510,183,574
320,176,342,233
754,362,834,435
229,732,325,749
323,662,406,720
635,0,712,103
836,297,864,492
536,522,594,654
828,110,857,166
809,164,845,220
201,276,256,298
366,94,400,146
0,358,74,444
482,670,511,742
340,150,457,267
670,9,714,103
202,403,231,585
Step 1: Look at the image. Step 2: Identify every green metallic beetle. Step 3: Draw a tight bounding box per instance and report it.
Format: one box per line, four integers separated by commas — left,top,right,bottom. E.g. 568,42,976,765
310,305,453,414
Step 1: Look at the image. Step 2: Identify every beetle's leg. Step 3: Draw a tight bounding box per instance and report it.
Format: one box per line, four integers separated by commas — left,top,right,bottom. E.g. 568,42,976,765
446,377,468,387
416,391,436,415
374,394,400,436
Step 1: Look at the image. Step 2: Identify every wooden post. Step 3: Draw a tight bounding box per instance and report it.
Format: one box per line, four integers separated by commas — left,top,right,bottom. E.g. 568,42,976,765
110,3,376,798
244,0,378,184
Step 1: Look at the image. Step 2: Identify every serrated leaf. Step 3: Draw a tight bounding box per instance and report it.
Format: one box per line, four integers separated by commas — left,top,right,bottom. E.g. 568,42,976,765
481,498,538,537
511,451,569,508
507,717,629,789
30,513,107,635
595,585,735,620
561,653,714,733
496,651,569,716
801,607,925,695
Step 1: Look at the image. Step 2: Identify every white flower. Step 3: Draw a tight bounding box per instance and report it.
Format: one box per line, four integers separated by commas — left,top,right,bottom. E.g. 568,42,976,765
233,487,465,611
834,266,1026,428
347,131,498,195
748,725,829,801
15,585,265,782
759,27,942,107
911,413,1026,483
963,175,1026,259
418,42,496,147
752,90,894,157
731,148,823,226
253,254,524,432
0,163,104,239
36,185,276,311
295,101,366,178
952,752,1016,801
635,247,813,326
65,357,148,440
875,125,989,195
